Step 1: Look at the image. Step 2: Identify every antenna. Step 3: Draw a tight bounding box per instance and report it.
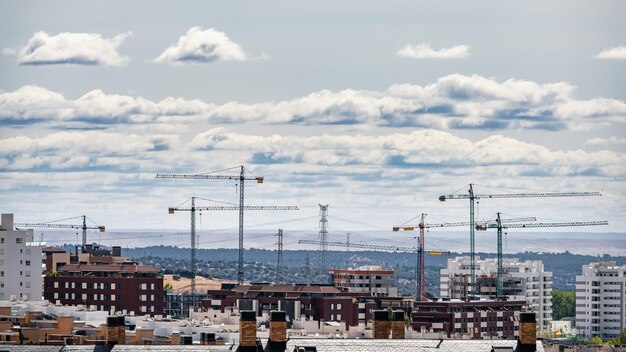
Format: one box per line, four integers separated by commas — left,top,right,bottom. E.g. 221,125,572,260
318,204,329,283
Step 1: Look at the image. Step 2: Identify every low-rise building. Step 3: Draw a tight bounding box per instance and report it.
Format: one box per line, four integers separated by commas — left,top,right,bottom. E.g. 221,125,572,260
329,265,398,297
411,299,525,339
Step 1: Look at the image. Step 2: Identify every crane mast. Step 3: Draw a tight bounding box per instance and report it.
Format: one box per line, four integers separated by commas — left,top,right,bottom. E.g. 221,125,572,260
439,184,602,299
169,196,298,293
478,214,608,298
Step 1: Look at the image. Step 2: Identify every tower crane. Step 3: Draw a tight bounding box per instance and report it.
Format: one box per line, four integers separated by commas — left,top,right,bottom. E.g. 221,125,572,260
477,213,608,298
392,214,535,301
169,196,298,293
156,165,279,285
439,184,602,298
15,215,105,249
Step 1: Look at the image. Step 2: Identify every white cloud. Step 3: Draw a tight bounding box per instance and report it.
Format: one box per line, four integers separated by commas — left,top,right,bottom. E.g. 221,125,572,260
2,74,625,129
155,27,248,64
16,31,131,66
595,45,626,60
397,43,470,59
584,136,626,146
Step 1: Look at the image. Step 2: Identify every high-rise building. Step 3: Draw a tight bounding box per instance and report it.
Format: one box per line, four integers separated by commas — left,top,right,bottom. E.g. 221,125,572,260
0,213,45,301
440,256,552,331
575,261,626,340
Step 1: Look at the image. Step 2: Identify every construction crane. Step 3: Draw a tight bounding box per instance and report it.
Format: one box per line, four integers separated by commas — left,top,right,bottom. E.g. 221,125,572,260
392,214,535,301
477,213,608,298
298,239,449,254
169,197,298,293
15,215,105,249
156,165,280,285
439,184,602,299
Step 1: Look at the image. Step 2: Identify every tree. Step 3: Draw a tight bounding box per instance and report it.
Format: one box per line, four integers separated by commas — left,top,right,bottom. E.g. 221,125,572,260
164,282,173,292
608,328,626,345
551,289,575,320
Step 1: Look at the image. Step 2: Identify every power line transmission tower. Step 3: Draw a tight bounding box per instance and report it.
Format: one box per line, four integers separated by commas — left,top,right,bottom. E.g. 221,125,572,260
439,184,602,299
275,229,284,284
318,204,329,282
168,197,297,292
157,166,298,284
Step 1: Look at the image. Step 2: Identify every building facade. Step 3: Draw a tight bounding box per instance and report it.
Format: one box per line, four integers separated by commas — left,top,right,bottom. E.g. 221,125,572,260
411,300,525,339
0,213,45,301
575,261,626,340
329,266,398,297
440,256,552,331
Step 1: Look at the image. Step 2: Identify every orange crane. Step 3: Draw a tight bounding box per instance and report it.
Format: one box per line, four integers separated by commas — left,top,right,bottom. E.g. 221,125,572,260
168,196,298,295
392,214,534,301
477,213,608,298
439,184,602,298
15,215,105,249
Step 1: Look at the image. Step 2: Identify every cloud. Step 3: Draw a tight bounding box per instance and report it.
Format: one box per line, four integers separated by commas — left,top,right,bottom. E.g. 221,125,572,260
397,43,470,59
595,45,626,60
15,31,131,66
2,74,625,129
155,27,247,64
584,136,626,146
188,128,625,177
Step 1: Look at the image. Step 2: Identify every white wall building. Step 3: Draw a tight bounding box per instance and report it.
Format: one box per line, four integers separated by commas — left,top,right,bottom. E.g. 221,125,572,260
440,256,553,331
0,213,46,301
575,261,626,340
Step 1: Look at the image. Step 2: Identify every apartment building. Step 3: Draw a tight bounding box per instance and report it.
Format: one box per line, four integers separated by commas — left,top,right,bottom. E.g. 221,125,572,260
440,256,552,331
575,261,626,340
0,213,45,301
329,265,398,297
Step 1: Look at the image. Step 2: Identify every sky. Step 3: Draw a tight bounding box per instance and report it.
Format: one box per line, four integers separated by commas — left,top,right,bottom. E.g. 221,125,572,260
1,1,625,249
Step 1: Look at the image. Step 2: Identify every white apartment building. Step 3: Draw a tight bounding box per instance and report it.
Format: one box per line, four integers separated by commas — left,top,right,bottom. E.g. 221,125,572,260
0,213,46,301
440,256,553,331
329,266,398,297
575,261,626,340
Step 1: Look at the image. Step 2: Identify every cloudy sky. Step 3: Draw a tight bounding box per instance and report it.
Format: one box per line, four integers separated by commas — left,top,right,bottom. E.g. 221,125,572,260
1,1,625,248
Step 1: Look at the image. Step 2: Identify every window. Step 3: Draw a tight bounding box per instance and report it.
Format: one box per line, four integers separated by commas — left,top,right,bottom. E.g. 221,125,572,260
82,293,87,300
25,249,31,255
25,282,30,288
150,283,155,290
337,314,342,321
16,238,23,244
0,282,3,288
111,283,116,290
140,294,147,301
25,271,31,277
140,306,147,312
0,237,4,243
141,283,147,290
337,304,342,310
25,260,30,266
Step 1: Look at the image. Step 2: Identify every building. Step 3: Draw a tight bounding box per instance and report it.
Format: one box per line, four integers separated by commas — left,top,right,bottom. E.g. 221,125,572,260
440,256,553,331
200,283,412,329
0,213,45,301
329,265,398,297
575,261,626,340
42,245,164,316
410,299,525,339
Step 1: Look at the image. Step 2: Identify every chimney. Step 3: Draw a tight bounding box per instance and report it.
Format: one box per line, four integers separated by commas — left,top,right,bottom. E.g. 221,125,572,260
237,310,260,352
391,310,405,339
112,246,121,257
515,312,536,352
106,316,125,345
265,310,287,352
0,213,13,230
372,310,390,339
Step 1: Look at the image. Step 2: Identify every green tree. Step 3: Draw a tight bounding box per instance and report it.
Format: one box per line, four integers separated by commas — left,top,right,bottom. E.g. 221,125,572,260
164,282,173,292
584,336,603,345
551,289,575,320
608,328,626,345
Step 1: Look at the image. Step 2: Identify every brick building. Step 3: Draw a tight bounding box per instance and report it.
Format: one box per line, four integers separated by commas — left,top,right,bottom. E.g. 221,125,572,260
42,245,164,316
410,299,525,339
201,284,412,328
